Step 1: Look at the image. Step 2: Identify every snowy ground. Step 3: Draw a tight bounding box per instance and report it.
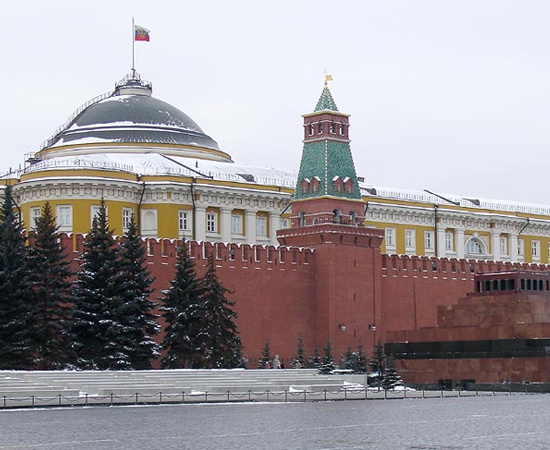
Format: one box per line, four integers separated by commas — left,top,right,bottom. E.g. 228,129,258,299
0,394,548,449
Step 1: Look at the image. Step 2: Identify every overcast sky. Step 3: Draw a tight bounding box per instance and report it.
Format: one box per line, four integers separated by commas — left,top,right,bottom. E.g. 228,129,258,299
2,0,550,205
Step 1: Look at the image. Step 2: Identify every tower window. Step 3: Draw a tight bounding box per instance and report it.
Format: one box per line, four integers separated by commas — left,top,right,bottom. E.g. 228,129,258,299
317,122,323,134
329,121,335,134
311,177,320,193
344,179,353,194
308,123,314,135
301,179,310,194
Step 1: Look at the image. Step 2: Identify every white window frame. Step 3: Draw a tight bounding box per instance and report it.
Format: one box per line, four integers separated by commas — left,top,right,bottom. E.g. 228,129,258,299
141,209,158,237
532,240,540,259
178,210,190,233
90,204,102,226
517,238,524,257
499,236,508,255
56,205,72,232
256,215,267,237
445,231,454,252
122,208,133,232
424,231,434,251
465,237,484,255
231,214,243,235
385,227,396,249
30,207,41,228
206,212,218,234
279,218,289,229
405,229,415,252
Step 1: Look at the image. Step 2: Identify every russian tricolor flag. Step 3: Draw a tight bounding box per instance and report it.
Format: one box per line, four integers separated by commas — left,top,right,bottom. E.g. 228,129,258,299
134,25,150,42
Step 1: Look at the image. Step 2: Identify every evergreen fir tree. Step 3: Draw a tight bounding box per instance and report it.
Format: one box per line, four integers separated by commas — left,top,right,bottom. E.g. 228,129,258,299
116,215,160,369
70,199,128,369
319,340,336,373
381,359,403,390
371,340,386,376
0,185,34,369
294,334,305,368
27,202,73,369
258,339,271,369
197,254,242,368
307,346,321,368
322,340,335,365
343,347,354,369
160,242,202,369
350,344,368,374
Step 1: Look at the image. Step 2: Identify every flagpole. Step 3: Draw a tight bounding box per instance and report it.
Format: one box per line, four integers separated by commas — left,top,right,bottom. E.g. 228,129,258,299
132,17,135,78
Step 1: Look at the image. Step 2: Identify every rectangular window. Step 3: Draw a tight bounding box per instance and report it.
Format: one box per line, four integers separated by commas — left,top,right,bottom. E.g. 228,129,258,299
178,210,190,232
445,231,453,251
517,238,524,257
30,207,41,227
56,205,72,232
122,208,133,232
385,227,395,248
499,236,508,255
424,231,434,250
90,205,102,226
279,218,289,229
532,240,540,258
256,216,267,237
405,229,415,252
231,214,243,235
206,212,217,233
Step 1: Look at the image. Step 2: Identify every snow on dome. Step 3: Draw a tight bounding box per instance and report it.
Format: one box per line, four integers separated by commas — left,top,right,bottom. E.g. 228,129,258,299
36,74,228,162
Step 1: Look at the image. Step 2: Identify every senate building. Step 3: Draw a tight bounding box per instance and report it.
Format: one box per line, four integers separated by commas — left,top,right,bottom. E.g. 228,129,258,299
3,72,550,264
4,71,550,384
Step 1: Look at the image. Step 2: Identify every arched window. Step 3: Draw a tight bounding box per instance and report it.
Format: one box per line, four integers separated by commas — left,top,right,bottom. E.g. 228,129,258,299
298,211,305,227
465,237,484,255
333,209,342,223
349,210,358,225
308,123,314,135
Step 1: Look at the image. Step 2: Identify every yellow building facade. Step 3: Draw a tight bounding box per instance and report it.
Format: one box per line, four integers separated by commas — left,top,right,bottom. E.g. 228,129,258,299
2,72,550,264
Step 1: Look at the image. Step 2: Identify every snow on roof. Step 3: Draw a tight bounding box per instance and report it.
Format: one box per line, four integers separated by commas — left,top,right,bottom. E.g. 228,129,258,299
24,153,297,189
361,183,550,216
17,153,550,217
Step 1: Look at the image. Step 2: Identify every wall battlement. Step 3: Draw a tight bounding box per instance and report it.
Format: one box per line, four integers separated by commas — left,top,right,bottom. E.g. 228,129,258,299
60,233,315,272
381,253,548,282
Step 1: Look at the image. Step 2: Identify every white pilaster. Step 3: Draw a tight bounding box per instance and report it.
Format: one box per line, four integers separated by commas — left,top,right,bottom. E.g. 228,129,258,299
195,206,206,241
436,226,446,258
221,207,232,243
456,228,465,259
510,233,519,261
270,213,280,246
246,211,257,244
491,228,501,261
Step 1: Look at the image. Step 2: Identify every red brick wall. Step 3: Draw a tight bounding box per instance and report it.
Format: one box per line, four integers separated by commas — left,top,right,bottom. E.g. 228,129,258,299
59,233,550,371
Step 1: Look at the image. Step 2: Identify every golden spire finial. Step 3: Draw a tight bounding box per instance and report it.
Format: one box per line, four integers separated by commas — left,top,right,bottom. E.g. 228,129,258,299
324,72,334,86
